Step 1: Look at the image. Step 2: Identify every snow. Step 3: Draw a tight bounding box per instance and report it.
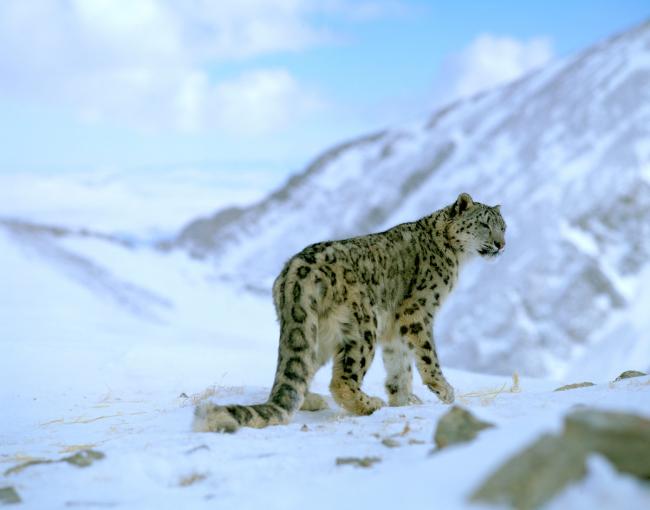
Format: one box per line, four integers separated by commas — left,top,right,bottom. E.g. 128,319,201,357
2,188,650,509
3,20,650,510
547,455,650,510
0,168,283,238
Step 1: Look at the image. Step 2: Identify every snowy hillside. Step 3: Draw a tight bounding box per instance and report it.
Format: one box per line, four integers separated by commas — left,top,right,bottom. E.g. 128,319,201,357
2,215,650,508
175,21,650,378
0,167,283,239
2,20,650,510
2,218,649,508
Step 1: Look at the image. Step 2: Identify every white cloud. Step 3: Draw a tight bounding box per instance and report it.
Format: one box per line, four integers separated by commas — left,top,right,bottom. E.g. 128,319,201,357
72,0,184,64
211,69,323,135
434,34,554,106
0,0,338,135
0,2,544,139
317,0,409,21
175,0,334,60
62,66,323,135
174,71,211,133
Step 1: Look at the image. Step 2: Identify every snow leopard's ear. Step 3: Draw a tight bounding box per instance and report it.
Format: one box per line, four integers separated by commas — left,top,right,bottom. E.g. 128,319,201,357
450,192,474,217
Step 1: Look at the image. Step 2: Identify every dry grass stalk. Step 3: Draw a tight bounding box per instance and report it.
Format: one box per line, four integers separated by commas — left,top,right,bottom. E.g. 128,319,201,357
179,472,207,487
459,373,522,405
180,385,245,407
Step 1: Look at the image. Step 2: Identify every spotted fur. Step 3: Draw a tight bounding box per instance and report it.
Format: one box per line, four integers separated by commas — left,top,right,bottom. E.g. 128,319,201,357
193,192,506,432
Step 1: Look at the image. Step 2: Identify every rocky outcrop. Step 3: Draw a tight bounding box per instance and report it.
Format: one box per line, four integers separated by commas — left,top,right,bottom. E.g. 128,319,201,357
471,407,650,509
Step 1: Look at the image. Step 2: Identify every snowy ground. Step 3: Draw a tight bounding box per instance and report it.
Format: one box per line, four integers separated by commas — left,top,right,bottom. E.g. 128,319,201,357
2,173,649,509
4,366,650,510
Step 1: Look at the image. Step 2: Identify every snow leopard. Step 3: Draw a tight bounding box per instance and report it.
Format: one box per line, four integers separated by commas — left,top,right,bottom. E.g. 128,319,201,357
194,192,506,432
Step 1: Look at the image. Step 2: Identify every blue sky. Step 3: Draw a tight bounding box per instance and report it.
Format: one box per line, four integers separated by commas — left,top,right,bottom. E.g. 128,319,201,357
1,0,648,178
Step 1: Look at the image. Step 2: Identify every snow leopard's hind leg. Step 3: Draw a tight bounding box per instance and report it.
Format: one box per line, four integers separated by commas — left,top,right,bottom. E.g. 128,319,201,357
382,341,422,406
329,304,385,415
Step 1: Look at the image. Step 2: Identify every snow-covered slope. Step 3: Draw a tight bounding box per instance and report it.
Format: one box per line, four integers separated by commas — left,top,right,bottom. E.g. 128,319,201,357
2,218,649,508
2,21,650,510
2,208,650,509
175,21,650,378
0,167,283,239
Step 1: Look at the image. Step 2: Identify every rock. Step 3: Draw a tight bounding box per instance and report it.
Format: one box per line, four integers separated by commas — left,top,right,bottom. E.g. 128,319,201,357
613,370,647,382
470,407,650,509
381,438,400,448
335,456,381,468
470,434,588,510
563,408,650,478
63,449,105,467
0,486,21,505
553,382,595,392
433,406,494,449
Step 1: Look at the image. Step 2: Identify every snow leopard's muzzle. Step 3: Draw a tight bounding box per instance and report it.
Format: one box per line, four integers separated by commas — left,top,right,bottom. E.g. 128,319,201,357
479,238,505,258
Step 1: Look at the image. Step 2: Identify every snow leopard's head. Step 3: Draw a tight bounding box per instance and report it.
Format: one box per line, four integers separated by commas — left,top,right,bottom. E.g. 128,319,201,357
446,192,506,259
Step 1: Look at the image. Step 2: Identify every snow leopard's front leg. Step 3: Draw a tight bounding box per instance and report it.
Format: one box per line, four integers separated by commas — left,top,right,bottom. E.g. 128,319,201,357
414,330,454,404
397,309,454,404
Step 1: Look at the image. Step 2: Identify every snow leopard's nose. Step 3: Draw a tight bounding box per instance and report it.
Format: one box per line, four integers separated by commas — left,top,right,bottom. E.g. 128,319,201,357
494,239,505,250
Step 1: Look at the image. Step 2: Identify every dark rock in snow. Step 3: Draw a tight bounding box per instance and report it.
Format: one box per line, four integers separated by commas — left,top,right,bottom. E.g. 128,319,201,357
64,450,105,468
433,406,494,449
0,486,21,505
563,408,650,478
335,456,382,468
470,434,587,510
381,438,400,448
553,382,595,392
613,370,647,382
471,407,650,509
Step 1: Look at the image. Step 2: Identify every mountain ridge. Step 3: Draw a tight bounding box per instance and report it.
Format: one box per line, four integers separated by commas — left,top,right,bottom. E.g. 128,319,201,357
172,20,650,378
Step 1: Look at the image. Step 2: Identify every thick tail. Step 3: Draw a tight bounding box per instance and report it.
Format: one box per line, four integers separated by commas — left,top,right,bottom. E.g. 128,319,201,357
193,262,318,432
192,400,294,433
